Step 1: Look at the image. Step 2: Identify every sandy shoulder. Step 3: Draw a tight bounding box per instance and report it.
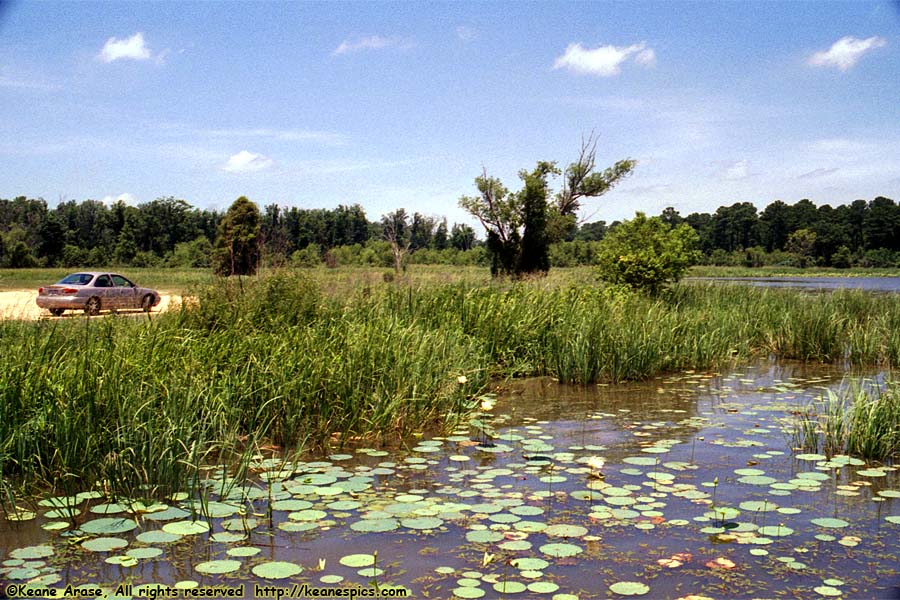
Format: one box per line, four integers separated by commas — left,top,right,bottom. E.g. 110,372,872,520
0,290,182,320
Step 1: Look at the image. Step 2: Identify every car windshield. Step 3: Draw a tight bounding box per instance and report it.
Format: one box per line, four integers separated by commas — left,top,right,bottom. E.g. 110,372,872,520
57,273,94,285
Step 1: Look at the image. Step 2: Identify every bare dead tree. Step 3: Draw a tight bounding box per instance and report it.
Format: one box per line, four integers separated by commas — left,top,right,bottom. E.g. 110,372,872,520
381,209,411,275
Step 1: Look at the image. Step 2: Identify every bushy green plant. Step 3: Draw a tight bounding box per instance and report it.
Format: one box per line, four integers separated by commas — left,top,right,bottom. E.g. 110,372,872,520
291,243,322,267
213,196,261,276
596,212,701,294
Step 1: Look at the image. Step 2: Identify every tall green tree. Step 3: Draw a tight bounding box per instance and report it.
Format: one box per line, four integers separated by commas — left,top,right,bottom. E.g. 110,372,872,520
863,196,900,250
517,161,557,274
213,196,261,276
449,223,476,250
460,139,634,276
433,218,449,250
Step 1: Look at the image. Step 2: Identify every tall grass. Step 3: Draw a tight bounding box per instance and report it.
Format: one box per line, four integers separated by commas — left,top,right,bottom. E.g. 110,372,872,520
792,383,900,460
4,270,900,500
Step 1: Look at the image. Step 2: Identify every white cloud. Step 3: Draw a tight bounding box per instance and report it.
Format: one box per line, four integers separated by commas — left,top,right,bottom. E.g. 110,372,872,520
0,75,61,91
720,159,749,180
100,193,138,206
154,48,171,66
797,167,840,180
456,26,476,42
222,150,274,173
810,138,874,155
205,127,347,146
332,35,409,56
98,32,152,63
634,48,657,67
553,41,656,76
807,36,886,71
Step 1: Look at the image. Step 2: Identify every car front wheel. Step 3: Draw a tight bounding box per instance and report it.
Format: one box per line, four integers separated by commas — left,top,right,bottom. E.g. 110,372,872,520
142,294,155,313
84,297,101,316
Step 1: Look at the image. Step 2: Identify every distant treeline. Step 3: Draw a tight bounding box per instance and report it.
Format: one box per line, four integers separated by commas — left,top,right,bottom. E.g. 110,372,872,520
0,195,898,269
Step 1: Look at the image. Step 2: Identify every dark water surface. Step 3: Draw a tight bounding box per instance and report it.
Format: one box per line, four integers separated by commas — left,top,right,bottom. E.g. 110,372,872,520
2,362,899,599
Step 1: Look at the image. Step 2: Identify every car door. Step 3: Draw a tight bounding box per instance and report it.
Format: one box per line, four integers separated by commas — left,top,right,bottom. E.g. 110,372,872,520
112,274,139,309
93,274,116,308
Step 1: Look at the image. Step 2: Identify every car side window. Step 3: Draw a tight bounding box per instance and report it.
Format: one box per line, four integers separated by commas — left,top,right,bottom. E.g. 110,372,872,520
112,275,132,287
95,275,110,288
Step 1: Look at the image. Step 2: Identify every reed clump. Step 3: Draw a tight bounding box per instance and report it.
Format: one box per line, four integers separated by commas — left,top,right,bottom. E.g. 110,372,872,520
793,383,900,460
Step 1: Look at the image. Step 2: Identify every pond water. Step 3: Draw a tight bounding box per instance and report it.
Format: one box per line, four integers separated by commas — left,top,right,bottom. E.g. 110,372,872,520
690,276,900,292
2,362,900,599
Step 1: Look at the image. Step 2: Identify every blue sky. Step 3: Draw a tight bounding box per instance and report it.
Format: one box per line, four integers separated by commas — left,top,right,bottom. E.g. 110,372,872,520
1,1,898,227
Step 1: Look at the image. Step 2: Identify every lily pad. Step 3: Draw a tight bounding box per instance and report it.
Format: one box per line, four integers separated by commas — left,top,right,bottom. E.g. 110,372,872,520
196,560,242,574
401,517,444,529
757,525,794,537
195,502,240,519
493,581,527,594
539,542,583,558
453,588,485,599
339,554,375,568
162,520,210,535
609,581,650,596
9,545,54,560
350,518,399,533
814,586,843,597
127,547,163,559
136,530,181,544
6,509,37,522
810,518,849,529
227,547,262,557
252,561,303,579
543,524,588,538
82,537,129,552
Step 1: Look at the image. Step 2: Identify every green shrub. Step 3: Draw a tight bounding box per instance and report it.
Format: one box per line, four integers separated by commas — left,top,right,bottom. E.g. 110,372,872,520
596,213,701,294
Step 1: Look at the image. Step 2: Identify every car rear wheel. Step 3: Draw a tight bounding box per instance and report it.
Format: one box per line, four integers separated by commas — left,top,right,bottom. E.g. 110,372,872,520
84,297,101,316
142,294,155,313
50,308,65,317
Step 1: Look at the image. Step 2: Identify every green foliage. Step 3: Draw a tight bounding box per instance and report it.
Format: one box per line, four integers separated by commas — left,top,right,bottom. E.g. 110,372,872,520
860,248,898,268
449,223,477,250
786,228,817,267
213,196,261,276
831,245,853,268
291,243,323,267
596,212,701,293
517,162,555,274
460,141,634,277
3,191,899,272
170,236,213,268
548,240,601,267
2,227,38,268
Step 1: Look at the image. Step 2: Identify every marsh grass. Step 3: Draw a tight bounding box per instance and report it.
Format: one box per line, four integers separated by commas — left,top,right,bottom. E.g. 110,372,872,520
4,268,900,503
793,383,900,460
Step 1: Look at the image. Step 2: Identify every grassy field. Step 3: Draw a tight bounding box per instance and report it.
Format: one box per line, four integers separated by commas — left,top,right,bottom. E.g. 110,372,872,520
3,266,900,504
3,264,897,295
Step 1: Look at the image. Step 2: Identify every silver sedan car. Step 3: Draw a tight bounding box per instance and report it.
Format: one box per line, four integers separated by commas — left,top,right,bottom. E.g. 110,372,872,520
36,272,161,316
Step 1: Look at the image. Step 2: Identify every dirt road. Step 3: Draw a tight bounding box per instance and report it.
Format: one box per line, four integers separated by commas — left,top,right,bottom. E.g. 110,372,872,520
0,290,182,320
